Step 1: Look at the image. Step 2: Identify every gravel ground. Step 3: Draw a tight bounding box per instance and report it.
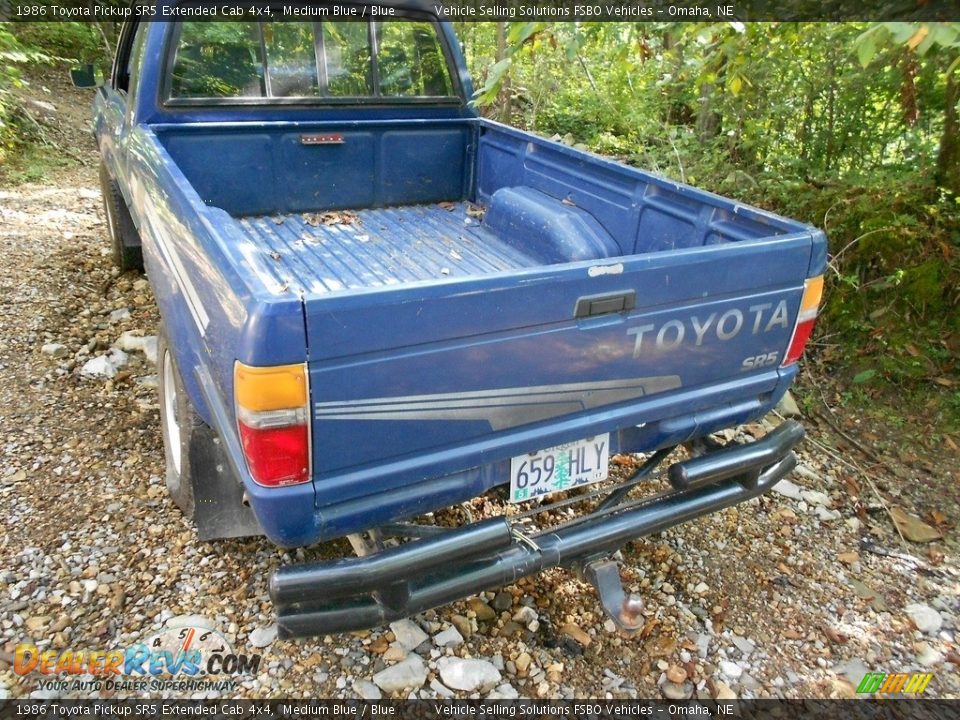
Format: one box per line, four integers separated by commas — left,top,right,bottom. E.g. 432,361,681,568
1,73,959,701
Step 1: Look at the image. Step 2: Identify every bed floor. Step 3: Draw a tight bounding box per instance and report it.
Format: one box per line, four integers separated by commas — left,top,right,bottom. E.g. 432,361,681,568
235,202,540,295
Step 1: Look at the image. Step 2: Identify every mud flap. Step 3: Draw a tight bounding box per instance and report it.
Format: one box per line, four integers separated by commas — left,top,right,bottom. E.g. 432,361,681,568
190,424,263,541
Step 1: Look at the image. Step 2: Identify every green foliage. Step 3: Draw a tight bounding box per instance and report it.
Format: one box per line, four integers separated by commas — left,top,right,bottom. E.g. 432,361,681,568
856,22,960,66
13,22,106,66
0,23,53,163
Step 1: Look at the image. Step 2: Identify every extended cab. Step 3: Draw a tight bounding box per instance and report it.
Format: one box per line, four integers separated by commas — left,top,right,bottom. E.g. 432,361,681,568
86,5,825,636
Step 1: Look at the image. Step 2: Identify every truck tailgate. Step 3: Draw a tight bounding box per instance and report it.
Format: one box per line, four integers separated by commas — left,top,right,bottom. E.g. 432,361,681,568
304,233,815,505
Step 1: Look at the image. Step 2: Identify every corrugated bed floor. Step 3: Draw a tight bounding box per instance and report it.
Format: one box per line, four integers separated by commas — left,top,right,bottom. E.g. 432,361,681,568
236,202,539,295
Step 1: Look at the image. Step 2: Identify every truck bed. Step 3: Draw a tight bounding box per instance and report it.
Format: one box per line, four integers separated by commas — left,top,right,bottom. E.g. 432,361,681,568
235,203,540,295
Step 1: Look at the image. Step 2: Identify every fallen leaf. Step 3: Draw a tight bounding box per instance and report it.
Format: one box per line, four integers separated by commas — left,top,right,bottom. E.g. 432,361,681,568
303,211,360,227
638,618,659,639
783,628,803,640
829,678,856,699
849,578,889,612
889,506,942,543
822,625,848,644
928,510,949,528
646,634,676,657
933,377,956,387
843,475,862,497
559,622,592,647
838,551,859,565
711,679,737,700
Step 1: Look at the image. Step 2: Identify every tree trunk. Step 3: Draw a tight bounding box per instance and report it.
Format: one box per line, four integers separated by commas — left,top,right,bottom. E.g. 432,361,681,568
696,82,722,141
495,22,511,124
661,29,691,126
936,67,960,196
825,52,836,172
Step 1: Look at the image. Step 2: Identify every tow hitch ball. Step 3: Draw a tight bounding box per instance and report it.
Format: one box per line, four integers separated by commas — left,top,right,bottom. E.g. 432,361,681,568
580,556,645,632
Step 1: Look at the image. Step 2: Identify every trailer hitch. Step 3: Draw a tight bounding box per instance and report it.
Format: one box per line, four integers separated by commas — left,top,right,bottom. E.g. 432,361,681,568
581,557,645,631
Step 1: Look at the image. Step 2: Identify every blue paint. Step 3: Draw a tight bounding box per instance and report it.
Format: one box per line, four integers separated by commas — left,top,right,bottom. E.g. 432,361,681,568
94,9,826,547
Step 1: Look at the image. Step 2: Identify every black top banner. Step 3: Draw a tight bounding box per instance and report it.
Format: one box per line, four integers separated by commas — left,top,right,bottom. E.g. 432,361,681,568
0,0,958,22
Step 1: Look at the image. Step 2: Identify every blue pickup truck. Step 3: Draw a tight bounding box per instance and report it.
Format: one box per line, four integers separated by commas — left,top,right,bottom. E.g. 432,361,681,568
84,6,825,637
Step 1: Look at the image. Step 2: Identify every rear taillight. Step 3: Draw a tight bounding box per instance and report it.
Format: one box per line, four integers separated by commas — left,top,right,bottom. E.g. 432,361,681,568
782,275,824,366
234,361,310,487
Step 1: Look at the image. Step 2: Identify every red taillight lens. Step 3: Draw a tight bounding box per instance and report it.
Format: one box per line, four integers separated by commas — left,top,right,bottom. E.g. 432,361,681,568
781,276,824,367
238,422,309,487
783,318,817,365
234,362,310,487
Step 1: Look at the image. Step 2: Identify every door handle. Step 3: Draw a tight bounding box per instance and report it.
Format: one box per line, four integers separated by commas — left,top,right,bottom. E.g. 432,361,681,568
574,291,636,319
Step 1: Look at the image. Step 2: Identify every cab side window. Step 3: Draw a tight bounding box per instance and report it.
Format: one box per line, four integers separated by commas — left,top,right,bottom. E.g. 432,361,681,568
170,22,266,98
373,21,453,97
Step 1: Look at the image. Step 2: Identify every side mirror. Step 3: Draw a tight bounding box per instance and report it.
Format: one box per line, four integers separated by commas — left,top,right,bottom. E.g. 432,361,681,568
70,64,101,89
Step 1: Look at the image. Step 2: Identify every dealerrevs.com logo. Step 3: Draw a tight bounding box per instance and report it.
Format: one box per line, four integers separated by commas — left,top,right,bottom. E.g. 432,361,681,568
14,621,262,693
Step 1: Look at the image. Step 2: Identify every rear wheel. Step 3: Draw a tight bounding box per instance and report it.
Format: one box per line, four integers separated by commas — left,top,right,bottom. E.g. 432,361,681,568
158,330,200,519
99,161,143,273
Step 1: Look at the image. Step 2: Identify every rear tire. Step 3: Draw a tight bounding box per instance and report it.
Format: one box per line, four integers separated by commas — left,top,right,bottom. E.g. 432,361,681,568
99,161,143,273
158,329,200,519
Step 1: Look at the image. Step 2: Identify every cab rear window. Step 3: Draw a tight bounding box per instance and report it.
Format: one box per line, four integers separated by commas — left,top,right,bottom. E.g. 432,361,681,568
168,17,457,102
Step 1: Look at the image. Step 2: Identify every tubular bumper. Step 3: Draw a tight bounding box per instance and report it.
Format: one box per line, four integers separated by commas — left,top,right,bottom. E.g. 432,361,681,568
270,421,805,638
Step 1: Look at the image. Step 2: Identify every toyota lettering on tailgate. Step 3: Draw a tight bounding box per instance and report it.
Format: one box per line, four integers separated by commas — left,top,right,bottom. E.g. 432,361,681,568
626,300,791,357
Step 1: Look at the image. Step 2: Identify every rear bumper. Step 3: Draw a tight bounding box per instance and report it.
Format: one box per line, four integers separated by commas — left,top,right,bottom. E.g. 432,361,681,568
270,420,805,638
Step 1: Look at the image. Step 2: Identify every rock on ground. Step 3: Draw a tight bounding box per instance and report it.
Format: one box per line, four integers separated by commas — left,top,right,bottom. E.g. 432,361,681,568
352,680,381,700
433,626,464,648
906,604,943,635
772,478,804,501
247,624,278,648
390,619,428,650
487,683,519,699
776,390,802,418
718,660,743,680
436,657,501,693
41,343,67,357
80,348,128,379
372,655,427,694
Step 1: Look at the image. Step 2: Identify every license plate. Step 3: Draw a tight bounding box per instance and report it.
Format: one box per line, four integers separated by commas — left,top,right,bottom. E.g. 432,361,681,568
508,434,610,504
